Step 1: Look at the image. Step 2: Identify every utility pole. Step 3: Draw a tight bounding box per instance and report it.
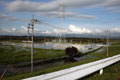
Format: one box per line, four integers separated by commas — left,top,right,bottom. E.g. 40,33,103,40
31,14,34,72
28,15,35,72
27,14,67,72
106,29,109,56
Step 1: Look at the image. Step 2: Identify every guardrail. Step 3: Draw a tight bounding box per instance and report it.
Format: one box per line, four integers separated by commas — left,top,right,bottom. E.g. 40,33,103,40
23,54,120,80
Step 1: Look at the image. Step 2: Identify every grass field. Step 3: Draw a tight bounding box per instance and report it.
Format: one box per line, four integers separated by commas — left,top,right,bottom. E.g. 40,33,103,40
0,43,101,65
0,45,65,64
81,41,120,80
81,61,120,80
1,41,120,80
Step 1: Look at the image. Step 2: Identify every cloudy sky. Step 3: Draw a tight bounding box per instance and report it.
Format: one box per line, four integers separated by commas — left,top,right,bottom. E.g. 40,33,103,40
0,0,120,37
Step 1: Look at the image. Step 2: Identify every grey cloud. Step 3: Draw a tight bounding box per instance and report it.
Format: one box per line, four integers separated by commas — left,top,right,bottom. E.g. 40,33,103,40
5,0,120,13
5,0,105,12
104,0,120,7
38,12,96,19
0,14,20,21
56,0,105,9
0,0,7,6
5,0,58,12
64,12,96,19
0,14,30,22
102,0,120,12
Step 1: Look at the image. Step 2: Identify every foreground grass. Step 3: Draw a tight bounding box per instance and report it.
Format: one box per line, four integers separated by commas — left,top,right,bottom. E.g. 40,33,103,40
80,42,120,80
81,62,120,80
1,43,120,80
3,58,101,80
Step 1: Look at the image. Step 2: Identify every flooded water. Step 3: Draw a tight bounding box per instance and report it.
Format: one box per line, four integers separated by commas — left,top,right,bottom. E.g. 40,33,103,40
0,42,104,78
2,42,103,53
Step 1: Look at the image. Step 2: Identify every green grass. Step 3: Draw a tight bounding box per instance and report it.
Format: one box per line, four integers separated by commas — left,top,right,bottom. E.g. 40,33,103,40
3,58,100,80
0,45,30,64
34,48,65,60
80,41,120,80
1,41,120,80
81,62,120,80
0,44,102,65
0,45,65,64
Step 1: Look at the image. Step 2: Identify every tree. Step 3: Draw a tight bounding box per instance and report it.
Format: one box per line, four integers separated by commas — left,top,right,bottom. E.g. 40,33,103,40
65,46,78,58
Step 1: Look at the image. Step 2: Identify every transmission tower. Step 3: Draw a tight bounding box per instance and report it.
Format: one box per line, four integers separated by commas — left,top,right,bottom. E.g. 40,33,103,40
58,3,65,43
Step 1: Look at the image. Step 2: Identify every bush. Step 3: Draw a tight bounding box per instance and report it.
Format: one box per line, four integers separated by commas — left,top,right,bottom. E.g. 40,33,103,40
65,46,78,57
